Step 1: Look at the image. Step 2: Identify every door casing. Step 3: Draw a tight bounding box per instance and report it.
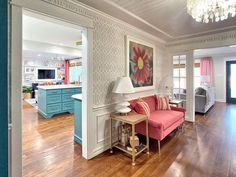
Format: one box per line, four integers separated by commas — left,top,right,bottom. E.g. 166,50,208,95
10,0,94,176
226,60,236,104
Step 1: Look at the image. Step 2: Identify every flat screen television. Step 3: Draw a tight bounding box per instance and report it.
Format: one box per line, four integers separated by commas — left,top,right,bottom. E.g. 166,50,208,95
36,68,57,81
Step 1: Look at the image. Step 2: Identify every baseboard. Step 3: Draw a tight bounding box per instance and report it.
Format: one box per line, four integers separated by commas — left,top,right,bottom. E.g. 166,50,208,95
185,118,194,122
215,99,226,103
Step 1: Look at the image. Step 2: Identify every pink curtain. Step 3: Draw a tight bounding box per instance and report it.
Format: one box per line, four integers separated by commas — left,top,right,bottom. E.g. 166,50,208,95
64,60,69,84
200,57,214,86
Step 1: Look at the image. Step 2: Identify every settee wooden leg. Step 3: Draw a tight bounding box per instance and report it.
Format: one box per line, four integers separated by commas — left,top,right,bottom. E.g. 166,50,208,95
158,140,161,154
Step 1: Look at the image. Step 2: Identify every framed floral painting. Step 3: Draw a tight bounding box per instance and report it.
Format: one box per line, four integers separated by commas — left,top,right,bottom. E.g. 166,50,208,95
126,36,155,91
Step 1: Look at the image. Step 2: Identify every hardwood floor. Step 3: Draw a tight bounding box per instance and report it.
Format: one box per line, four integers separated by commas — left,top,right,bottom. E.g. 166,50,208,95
23,102,236,177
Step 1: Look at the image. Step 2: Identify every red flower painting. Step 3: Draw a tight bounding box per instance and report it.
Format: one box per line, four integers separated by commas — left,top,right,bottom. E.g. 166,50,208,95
129,40,153,88
132,47,150,85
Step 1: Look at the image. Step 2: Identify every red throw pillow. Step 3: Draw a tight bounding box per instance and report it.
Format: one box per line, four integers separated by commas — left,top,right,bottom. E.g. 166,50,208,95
135,100,150,118
156,95,171,110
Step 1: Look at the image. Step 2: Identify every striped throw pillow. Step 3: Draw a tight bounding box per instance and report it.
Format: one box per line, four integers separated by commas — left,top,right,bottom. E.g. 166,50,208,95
135,100,150,118
156,95,171,110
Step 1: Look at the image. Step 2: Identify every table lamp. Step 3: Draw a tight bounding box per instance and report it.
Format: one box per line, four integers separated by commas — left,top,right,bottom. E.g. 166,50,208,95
113,77,135,114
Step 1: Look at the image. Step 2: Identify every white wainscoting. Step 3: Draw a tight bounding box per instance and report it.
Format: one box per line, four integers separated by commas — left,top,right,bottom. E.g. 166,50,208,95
92,105,118,156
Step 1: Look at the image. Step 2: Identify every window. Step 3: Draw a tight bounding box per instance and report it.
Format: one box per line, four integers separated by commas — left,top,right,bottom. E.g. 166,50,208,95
69,60,82,83
173,55,186,103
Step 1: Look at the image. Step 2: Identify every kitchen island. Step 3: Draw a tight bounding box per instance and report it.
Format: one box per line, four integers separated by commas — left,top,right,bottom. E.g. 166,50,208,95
72,94,82,145
37,84,82,118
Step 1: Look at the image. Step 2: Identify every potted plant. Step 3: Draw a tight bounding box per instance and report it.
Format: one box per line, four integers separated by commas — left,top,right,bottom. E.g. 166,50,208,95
22,86,32,100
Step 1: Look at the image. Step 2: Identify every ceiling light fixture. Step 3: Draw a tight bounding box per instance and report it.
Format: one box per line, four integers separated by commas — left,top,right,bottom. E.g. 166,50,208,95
187,0,236,23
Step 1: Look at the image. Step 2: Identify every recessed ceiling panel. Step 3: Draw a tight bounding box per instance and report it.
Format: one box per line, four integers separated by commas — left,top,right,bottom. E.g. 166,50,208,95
76,0,236,40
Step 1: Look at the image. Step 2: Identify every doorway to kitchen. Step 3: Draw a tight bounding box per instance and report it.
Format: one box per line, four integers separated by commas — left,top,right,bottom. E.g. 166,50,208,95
10,1,93,175
21,10,85,176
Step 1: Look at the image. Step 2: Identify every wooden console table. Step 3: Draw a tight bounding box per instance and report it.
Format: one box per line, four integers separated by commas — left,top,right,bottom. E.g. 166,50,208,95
110,112,149,166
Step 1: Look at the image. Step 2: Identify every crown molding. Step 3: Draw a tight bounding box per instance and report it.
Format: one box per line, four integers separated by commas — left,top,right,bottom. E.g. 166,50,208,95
173,25,236,40
76,0,236,41
194,52,236,59
41,0,166,44
92,0,236,41
41,0,236,50
167,29,236,52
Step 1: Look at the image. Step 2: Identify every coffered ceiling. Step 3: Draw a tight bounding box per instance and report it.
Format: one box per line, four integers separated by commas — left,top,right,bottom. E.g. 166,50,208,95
76,0,236,41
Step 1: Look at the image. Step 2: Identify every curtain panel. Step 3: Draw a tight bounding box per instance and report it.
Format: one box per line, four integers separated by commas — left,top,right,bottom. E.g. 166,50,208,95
200,57,214,86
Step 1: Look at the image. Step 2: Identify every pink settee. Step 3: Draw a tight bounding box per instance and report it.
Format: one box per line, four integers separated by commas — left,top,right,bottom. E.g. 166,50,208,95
129,95,185,153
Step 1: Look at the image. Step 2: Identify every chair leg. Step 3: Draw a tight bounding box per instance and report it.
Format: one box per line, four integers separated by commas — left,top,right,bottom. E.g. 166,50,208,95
158,140,161,154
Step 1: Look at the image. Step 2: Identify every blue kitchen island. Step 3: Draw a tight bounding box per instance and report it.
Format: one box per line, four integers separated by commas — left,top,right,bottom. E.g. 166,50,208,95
72,94,82,145
37,85,82,118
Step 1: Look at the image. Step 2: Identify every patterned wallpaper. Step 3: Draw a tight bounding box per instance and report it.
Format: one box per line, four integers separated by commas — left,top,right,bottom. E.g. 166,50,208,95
42,0,166,106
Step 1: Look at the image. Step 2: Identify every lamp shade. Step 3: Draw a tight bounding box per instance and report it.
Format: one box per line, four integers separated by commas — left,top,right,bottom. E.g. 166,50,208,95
112,77,135,94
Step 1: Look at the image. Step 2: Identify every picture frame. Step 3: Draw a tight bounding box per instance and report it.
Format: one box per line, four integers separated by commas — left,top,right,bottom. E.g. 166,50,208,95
25,66,35,74
126,35,155,92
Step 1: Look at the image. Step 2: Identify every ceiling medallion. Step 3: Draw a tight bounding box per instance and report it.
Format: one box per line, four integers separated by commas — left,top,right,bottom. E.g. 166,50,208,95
187,0,236,23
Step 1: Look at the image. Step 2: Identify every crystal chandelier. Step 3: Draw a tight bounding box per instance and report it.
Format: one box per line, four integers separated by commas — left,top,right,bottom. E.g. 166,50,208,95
187,0,236,23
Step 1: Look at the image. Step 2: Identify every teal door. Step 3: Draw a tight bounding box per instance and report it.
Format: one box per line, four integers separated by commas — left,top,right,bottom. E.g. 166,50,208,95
226,61,236,104
0,0,8,177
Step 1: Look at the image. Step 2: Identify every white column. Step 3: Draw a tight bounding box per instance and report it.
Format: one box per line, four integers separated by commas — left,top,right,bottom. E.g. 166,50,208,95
82,28,94,159
186,50,195,122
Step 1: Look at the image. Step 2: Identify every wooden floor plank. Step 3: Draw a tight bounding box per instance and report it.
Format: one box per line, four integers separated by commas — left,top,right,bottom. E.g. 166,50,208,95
22,102,236,177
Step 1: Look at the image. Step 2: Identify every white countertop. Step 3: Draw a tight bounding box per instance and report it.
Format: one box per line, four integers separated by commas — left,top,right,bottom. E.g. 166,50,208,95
72,94,82,101
37,84,82,90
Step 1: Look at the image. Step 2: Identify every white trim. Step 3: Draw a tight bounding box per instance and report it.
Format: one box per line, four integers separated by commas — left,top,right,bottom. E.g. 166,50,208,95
174,26,236,40
126,35,156,92
215,99,226,102
167,30,236,52
70,0,166,44
194,52,236,59
10,5,23,176
92,92,157,111
23,10,85,31
11,0,94,29
75,0,236,41
10,1,94,176
93,102,117,111
185,116,194,122
95,112,111,143
81,28,94,159
170,51,195,122
92,144,110,155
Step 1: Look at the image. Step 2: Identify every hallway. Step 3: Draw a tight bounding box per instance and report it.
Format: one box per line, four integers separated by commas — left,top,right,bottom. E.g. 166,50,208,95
22,102,236,177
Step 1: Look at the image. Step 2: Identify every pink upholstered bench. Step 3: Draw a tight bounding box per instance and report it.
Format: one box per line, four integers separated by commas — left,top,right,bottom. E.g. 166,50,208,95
129,95,185,153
